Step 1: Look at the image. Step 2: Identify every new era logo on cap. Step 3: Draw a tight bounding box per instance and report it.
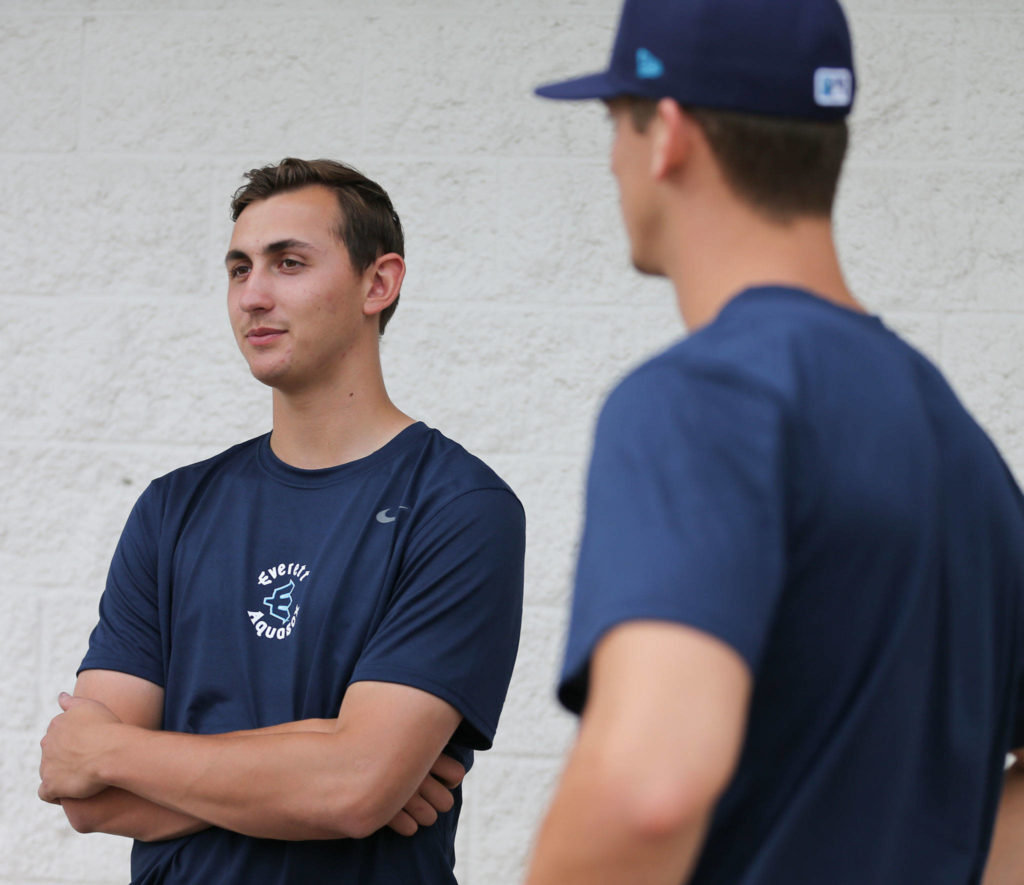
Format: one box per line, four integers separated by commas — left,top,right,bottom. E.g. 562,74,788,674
814,67,854,107
636,47,665,80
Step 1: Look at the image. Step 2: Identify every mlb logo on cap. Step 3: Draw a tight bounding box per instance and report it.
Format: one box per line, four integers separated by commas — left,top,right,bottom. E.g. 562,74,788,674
814,67,854,108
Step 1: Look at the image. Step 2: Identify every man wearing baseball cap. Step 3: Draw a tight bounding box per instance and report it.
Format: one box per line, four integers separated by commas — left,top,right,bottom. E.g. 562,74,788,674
526,1,1024,883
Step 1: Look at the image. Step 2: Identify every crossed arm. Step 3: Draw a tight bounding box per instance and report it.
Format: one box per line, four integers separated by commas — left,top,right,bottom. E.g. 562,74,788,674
40,669,465,842
524,621,751,885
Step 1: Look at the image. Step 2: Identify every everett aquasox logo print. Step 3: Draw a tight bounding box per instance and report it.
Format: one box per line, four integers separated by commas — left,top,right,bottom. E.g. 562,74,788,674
247,560,311,640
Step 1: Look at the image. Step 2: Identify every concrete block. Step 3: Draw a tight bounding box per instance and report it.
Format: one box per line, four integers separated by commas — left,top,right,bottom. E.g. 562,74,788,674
381,301,682,458
366,0,620,10
0,17,81,152
0,159,209,298
495,159,657,306
340,155,664,310
367,159,507,301
80,14,363,153
0,587,41,730
848,15,958,161
941,313,1024,483
362,12,614,157
453,790,473,884
0,733,130,882
960,14,1024,161
36,589,115,716
2,295,267,446
837,166,1024,313
0,0,86,9
71,0,620,9
460,755,562,885
484,454,585,607
844,0,1013,12
0,442,212,589
492,604,577,758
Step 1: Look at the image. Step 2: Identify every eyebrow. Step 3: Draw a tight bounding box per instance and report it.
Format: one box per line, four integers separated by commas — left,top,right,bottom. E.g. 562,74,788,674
224,239,317,265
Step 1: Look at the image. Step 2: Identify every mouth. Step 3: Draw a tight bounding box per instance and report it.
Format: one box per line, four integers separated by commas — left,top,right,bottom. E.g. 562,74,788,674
246,327,286,346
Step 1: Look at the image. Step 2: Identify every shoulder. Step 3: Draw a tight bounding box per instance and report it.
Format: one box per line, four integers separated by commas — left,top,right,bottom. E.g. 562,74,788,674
131,436,266,524
385,426,525,559
406,425,522,512
598,289,888,442
147,436,265,494
598,334,793,450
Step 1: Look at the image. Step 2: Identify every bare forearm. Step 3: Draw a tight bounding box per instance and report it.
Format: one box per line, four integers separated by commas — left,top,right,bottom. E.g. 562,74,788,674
984,762,1024,885
217,718,336,738
58,719,404,842
43,682,460,842
57,718,335,839
527,625,749,885
97,727,413,840
61,788,207,842
525,747,710,885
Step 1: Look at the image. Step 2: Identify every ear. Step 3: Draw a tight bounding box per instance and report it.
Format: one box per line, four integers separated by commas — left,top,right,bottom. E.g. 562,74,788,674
650,98,695,180
362,253,406,319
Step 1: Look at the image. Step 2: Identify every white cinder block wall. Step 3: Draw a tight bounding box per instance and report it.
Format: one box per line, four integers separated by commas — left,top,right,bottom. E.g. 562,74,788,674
1,0,1022,881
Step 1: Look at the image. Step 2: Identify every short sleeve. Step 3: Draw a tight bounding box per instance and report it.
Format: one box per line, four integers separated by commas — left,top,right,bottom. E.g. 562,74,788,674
1005,475,1024,751
1014,683,1024,750
350,488,525,750
79,482,166,687
559,360,789,713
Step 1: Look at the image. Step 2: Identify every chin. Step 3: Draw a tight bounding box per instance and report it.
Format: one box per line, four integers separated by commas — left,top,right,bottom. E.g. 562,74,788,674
630,250,665,278
246,359,290,389
250,372,281,389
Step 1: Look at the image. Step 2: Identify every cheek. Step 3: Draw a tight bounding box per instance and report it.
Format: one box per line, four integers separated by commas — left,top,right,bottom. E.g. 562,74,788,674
226,299,247,335
611,136,623,178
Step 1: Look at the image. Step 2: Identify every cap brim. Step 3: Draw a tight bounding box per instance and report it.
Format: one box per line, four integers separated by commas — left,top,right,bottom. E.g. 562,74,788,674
534,69,631,101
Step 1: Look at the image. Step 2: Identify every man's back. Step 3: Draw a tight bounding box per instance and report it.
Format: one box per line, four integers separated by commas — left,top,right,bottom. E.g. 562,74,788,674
526,2,1024,880
563,287,1024,882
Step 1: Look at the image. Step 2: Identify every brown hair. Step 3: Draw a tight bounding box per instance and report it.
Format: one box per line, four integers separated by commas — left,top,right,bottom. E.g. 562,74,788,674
231,158,405,334
624,98,848,222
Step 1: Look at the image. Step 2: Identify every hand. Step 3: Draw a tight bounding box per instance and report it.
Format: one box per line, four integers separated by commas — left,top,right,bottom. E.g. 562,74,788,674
387,753,466,836
39,692,123,804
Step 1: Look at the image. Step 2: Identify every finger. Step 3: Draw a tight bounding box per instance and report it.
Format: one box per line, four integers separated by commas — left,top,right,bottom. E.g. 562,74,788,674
429,754,466,789
38,784,59,804
385,809,419,837
58,691,73,711
418,775,456,815
401,792,438,828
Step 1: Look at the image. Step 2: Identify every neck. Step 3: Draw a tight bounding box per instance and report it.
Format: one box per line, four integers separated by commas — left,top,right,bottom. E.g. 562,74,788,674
660,204,862,331
268,344,413,470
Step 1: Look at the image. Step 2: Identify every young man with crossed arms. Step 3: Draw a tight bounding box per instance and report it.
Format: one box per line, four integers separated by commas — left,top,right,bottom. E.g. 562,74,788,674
38,158,525,884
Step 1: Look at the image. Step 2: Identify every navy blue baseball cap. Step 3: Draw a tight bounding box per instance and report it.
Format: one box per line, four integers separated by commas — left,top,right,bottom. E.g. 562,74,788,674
535,0,856,120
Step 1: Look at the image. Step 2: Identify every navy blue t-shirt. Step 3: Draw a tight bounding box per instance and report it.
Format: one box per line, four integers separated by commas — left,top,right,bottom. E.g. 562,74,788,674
562,287,1024,884
81,422,525,885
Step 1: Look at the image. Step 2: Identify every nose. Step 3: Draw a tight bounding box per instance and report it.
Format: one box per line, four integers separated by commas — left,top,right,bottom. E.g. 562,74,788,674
236,267,275,314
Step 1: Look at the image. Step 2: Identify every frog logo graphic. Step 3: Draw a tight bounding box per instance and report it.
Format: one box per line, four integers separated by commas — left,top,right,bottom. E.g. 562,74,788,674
247,560,310,641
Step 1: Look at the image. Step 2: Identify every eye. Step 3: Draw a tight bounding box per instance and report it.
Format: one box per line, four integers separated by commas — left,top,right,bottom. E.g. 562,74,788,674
280,258,304,270
229,263,250,279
